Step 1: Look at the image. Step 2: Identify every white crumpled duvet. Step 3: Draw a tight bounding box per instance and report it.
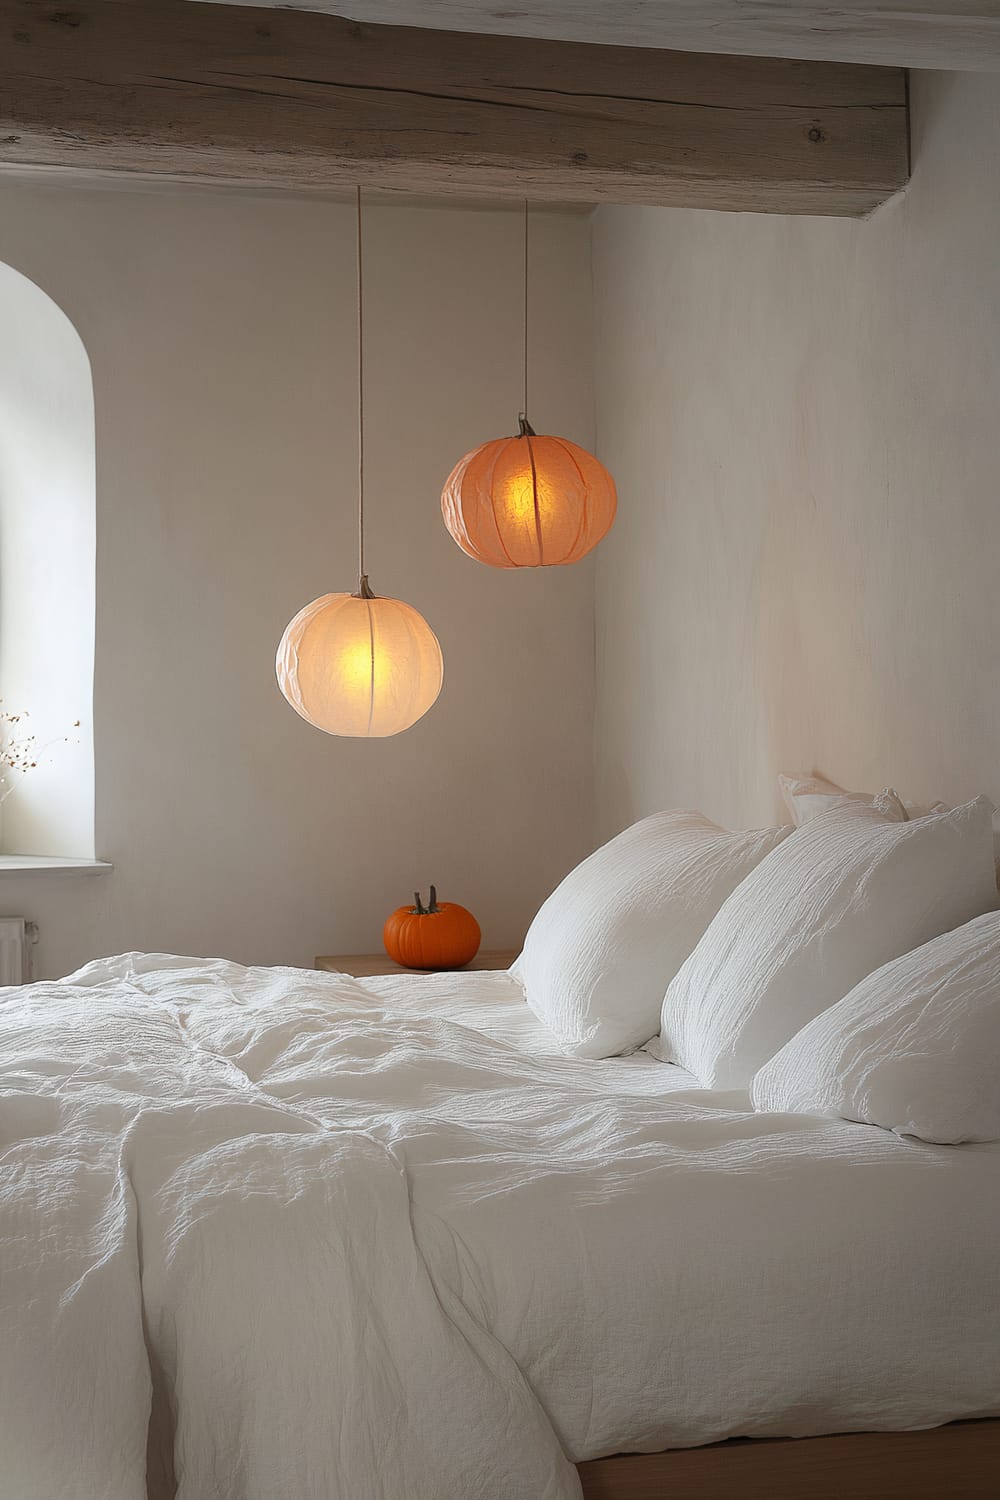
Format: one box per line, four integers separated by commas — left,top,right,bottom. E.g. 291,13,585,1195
2,954,999,1500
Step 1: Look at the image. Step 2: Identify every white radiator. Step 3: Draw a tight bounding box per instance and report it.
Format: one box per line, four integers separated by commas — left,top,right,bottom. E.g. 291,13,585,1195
0,917,35,986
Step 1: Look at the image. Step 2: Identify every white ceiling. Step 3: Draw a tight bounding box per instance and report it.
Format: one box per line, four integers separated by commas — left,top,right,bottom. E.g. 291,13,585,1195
200,1,1000,71
207,1,725,50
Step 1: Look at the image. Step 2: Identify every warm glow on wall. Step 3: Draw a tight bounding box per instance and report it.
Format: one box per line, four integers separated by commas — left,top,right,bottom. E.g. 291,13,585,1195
441,202,617,569
276,586,443,738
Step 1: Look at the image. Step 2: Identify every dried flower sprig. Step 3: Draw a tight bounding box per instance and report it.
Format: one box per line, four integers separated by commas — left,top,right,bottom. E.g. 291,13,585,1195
0,704,80,807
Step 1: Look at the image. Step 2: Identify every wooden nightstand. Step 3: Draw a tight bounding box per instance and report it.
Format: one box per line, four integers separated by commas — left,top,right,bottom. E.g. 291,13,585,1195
315,950,519,979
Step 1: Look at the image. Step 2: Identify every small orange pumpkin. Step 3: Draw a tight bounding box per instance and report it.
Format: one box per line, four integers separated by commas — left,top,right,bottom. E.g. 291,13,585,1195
441,417,617,569
383,886,481,971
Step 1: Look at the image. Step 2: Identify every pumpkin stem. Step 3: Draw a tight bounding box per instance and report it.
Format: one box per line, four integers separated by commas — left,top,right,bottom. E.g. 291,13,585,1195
355,574,376,599
517,412,536,438
428,884,440,913
413,890,425,915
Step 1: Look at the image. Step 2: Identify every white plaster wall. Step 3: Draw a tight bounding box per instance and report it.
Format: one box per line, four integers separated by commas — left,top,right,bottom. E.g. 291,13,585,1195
592,72,1000,840
0,262,96,858
0,185,595,978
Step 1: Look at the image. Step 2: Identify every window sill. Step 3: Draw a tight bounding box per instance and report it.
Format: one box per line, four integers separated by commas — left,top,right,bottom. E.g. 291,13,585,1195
0,856,112,874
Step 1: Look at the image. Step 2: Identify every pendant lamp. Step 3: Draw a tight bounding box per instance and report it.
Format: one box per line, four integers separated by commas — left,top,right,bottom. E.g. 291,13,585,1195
441,201,617,569
276,190,443,738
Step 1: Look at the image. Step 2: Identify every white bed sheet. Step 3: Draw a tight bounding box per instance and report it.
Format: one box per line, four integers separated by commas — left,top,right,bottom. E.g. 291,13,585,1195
3,955,999,1500
361,965,679,1067
366,968,1000,1453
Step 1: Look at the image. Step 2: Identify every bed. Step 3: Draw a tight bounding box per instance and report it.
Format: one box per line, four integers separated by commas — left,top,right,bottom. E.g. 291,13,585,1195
3,951,998,1499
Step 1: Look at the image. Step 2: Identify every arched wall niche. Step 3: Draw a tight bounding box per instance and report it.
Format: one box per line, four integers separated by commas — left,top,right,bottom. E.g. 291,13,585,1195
0,260,96,857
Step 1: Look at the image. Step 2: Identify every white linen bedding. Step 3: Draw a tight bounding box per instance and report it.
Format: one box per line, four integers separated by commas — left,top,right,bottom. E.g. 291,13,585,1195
2,954,999,1500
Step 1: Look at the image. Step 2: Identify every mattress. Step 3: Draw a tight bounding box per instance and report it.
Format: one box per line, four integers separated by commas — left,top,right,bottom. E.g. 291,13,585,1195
3,954,999,1500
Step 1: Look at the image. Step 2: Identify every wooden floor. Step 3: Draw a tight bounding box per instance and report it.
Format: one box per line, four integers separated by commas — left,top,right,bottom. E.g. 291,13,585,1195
577,1420,1000,1499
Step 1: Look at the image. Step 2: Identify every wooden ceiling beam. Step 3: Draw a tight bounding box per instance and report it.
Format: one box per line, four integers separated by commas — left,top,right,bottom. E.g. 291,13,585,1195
0,0,909,216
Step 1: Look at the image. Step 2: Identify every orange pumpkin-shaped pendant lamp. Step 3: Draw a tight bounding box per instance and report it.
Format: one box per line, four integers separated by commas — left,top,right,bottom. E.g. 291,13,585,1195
442,415,616,568
441,200,617,569
384,886,482,970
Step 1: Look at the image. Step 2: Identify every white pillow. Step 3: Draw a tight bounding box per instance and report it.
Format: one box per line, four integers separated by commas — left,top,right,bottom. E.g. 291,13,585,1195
778,773,913,826
656,797,998,1090
780,774,1000,882
514,812,790,1059
752,910,1000,1144
778,771,868,824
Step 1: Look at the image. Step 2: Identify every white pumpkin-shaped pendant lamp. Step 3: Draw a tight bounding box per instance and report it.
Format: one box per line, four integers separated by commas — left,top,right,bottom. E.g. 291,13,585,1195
277,189,443,738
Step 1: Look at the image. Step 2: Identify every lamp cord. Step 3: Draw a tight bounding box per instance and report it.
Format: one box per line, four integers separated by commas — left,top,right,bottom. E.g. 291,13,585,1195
521,197,529,426
356,184,367,590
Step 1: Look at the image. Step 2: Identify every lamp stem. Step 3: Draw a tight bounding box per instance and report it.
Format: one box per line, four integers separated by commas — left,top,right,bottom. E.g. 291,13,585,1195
356,183,366,587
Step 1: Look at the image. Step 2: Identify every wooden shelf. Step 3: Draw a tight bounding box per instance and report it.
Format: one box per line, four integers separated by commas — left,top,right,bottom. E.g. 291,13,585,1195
316,949,519,979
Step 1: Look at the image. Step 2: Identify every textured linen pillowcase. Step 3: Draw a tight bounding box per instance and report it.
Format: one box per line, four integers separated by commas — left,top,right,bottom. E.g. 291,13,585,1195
752,910,1000,1144
656,797,998,1090
778,772,947,827
780,775,1000,886
778,772,888,825
513,811,790,1059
